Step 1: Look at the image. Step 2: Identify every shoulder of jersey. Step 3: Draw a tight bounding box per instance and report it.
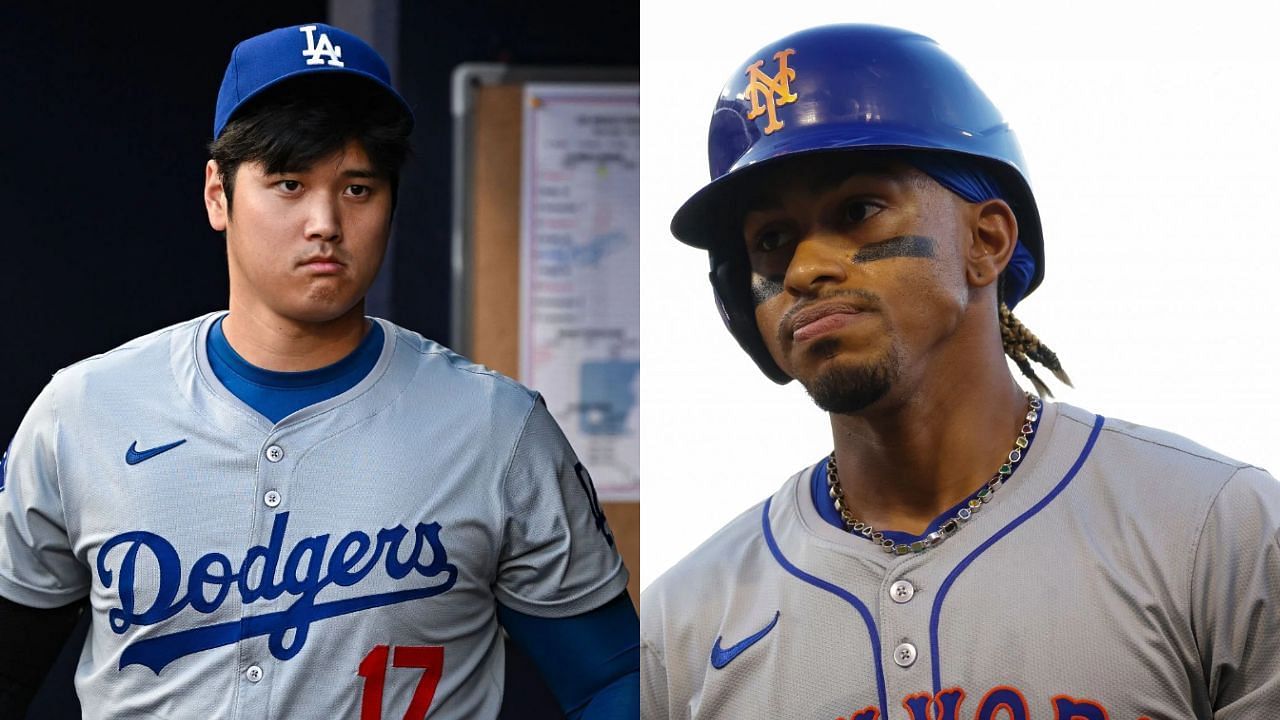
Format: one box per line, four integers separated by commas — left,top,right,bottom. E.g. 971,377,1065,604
1057,401,1256,471
1054,400,1278,519
379,319,540,406
642,467,809,619
45,313,214,392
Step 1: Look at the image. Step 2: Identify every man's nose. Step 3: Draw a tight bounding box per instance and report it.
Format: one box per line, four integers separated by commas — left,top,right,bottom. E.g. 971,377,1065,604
783,232,849,295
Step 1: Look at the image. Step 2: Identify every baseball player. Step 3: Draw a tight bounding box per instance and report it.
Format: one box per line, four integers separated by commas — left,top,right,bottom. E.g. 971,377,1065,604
640,24,1280,719
0,23,638,719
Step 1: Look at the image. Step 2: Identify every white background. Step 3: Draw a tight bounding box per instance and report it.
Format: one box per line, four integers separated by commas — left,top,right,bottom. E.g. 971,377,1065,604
640,1,1280,590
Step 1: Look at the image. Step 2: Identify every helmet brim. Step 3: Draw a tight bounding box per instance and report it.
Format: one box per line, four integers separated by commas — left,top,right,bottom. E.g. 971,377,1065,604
670,130,1044,298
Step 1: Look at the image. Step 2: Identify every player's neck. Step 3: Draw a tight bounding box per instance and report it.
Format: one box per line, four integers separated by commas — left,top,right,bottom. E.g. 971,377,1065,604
220,302,371,372
827,359,1028,537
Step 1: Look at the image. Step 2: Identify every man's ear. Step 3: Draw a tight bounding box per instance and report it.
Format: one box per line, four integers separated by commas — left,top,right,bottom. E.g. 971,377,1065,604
965,198,1018,288
204,160,228,232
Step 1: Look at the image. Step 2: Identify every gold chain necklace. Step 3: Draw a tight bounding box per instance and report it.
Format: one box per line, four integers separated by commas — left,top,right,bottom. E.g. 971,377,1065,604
827,393,1041,555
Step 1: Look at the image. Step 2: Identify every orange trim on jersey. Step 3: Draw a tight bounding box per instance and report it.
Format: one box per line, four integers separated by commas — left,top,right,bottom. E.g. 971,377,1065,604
901,687,965,720
975,685,1029,720
902,691,933,720
1050,694,1111,720
934,687,966,720
837,706,879,720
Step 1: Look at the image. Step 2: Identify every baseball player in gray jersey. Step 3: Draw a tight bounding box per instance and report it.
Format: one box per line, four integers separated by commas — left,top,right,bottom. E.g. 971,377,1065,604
641,24,1280,719
0,23,638,720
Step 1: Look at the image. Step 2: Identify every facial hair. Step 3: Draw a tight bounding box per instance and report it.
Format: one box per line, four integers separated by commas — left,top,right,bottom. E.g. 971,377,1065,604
777,288,899,414
801,336,900,414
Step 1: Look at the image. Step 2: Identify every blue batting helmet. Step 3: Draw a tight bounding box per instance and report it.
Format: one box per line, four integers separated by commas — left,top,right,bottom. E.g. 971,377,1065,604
670,24,1044,384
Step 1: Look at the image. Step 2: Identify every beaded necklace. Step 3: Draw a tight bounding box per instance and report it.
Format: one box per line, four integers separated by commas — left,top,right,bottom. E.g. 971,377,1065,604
827,393,1041,555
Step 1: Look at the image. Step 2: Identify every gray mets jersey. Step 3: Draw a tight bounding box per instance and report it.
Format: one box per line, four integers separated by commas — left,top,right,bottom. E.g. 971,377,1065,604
640,401,1280,719
0,312,627,719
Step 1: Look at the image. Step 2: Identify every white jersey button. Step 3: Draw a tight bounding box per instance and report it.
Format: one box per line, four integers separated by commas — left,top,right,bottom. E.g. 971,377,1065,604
264,490,281,508
245,665,263,682
890,580,915,603
893,643,917,668
265,445,284,463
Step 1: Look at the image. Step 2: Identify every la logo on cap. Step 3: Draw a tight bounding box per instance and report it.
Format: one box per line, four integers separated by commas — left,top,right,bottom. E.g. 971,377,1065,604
300,25,343,67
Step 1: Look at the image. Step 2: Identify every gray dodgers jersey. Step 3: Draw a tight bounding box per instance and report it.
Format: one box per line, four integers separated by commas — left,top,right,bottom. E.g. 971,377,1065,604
0,312,628,719
641,402,1280,719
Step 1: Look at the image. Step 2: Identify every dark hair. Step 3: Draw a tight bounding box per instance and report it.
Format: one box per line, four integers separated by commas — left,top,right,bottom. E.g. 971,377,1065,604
208,74,412,214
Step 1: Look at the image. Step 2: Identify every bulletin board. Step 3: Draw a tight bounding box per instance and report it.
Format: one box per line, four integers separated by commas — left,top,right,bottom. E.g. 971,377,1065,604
452,64,640,604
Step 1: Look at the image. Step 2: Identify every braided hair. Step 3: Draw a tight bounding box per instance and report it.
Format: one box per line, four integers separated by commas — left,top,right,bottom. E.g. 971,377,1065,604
999,302,1072,397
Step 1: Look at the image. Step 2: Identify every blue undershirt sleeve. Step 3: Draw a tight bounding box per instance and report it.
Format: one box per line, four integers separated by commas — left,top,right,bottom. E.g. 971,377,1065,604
497,591,639,720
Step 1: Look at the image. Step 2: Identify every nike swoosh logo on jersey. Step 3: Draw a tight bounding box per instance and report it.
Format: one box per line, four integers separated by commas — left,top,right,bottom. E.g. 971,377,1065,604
125,439,187,465
710,610,780,669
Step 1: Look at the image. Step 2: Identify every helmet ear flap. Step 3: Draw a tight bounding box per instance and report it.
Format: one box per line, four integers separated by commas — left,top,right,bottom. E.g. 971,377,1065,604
709,255,792,385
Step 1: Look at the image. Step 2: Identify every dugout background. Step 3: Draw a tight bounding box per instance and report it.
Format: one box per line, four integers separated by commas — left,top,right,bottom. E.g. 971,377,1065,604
455,66,640,606
1,2,637,718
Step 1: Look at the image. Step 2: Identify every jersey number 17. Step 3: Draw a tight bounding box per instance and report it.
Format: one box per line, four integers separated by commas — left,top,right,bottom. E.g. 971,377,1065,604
357,644,443,720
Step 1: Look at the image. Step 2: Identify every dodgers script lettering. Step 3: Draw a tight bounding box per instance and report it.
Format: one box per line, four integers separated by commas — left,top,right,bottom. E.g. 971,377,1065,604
96,512,458,674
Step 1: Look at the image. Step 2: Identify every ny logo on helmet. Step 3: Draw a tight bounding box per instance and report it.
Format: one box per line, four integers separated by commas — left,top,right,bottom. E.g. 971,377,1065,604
743,49,797,135
300,25,344,67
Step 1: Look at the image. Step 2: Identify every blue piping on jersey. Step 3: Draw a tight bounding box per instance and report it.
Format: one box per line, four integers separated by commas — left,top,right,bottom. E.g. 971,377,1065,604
762,497,888,717
929,413,1106,693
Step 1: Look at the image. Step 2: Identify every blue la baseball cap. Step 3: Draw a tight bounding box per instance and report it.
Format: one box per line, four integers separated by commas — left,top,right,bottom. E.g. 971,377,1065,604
213,22,414,138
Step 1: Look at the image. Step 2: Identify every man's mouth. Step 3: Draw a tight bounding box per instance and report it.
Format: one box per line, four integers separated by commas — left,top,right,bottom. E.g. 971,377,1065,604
787,300,874,344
